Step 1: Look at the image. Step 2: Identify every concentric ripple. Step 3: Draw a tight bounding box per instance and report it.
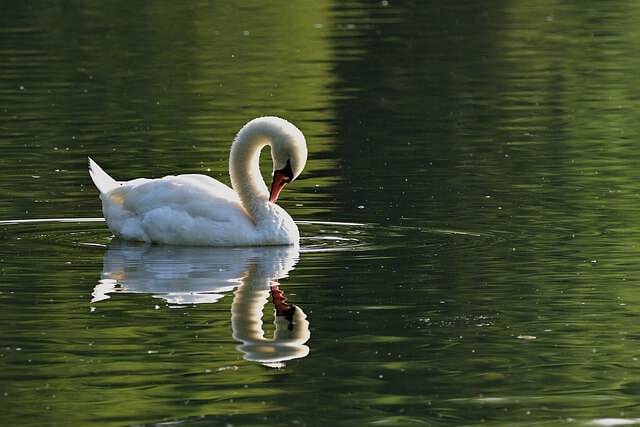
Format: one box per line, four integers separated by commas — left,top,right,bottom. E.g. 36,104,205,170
0,218,497,253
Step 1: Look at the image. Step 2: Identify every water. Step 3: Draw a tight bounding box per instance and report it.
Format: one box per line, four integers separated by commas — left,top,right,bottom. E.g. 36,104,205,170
3,0,640,424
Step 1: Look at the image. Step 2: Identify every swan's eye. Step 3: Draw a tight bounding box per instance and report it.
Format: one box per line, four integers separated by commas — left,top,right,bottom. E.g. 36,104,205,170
281,159,294,182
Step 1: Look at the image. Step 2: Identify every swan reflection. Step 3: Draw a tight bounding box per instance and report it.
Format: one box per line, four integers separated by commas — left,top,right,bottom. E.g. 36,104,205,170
93,240,310,367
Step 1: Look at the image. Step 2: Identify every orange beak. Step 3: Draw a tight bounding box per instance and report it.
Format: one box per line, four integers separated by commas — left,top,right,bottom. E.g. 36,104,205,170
269,170,290,203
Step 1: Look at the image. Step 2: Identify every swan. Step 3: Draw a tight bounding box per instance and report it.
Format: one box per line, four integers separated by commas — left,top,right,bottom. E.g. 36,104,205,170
88,116,308,246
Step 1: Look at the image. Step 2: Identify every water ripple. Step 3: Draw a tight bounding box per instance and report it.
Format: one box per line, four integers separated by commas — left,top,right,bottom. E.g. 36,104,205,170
0,218,496,254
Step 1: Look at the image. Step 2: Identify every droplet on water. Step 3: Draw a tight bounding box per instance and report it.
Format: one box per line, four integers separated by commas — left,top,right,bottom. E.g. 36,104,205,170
517,335,536,340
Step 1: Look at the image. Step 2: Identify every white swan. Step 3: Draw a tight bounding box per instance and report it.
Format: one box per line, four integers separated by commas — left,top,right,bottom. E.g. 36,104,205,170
88,116,308,246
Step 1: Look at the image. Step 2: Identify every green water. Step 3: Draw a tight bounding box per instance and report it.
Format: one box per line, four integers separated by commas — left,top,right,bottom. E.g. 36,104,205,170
3,1,640,425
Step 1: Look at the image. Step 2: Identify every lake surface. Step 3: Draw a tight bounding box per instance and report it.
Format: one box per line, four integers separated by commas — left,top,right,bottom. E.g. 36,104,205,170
3,1,640,425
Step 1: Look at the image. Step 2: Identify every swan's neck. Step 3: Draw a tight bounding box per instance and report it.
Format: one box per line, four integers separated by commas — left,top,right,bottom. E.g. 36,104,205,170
229,134,271,219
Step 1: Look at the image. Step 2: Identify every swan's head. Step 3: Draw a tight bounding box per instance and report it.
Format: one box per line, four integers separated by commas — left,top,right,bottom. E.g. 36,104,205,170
268,118,308,203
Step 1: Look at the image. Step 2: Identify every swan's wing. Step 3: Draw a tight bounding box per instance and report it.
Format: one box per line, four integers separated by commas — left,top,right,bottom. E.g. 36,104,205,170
98,172,257,245
177,174,239,203
114,174,247,223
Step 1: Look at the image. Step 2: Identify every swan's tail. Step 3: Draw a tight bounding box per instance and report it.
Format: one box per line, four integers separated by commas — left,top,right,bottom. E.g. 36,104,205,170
88,157,119,194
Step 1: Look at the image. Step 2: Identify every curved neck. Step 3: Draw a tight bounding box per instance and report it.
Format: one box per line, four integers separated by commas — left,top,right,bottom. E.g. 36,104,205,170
229,133,271,218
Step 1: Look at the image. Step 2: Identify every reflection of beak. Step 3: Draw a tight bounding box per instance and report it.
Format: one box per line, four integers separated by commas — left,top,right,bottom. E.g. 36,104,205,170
271,285,297,326
269,170,290,203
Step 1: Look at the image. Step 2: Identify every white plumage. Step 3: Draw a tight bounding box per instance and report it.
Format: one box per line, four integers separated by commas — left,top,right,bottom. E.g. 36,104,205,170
89,116,308,246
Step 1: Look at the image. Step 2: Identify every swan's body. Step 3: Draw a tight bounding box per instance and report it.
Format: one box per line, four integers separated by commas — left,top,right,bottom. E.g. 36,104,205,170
89,116,307,246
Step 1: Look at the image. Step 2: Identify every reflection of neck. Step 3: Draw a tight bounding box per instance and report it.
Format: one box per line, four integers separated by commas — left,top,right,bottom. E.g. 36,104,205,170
231,271,310,366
